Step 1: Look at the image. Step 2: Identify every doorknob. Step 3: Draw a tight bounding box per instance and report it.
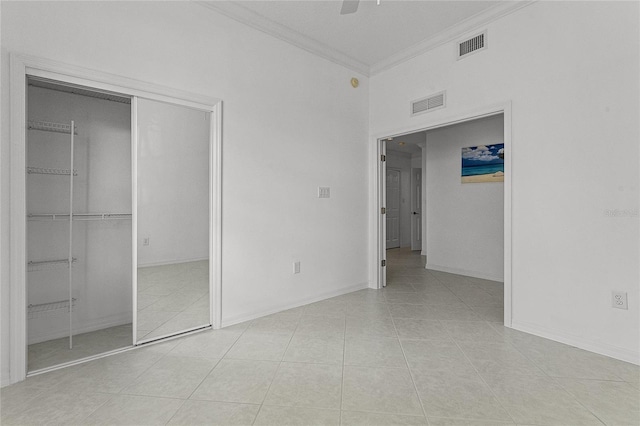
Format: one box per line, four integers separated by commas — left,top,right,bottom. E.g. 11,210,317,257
412,212,419,215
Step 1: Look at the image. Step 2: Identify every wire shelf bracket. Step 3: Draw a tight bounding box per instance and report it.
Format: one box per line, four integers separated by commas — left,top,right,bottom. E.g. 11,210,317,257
28,120,78,135
27,167,78,176
27,258,77,272
28,298,77,319
27,213,132,221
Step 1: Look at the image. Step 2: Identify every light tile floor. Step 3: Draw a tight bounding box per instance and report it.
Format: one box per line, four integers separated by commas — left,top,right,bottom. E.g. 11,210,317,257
3,248,639,425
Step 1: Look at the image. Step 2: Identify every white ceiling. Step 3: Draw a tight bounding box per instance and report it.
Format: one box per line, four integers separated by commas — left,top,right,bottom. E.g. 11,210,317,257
387,131,425,155
200,1,530,75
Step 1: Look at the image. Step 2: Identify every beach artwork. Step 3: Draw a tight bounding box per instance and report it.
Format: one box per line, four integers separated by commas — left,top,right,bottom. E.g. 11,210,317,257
461,143,504,183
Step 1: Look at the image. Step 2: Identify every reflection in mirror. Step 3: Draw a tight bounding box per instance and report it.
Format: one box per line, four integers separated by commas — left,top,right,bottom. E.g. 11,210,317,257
136,98,210,342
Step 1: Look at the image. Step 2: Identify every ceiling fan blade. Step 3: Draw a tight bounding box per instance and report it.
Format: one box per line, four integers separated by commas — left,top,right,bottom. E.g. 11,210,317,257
340,0,359,15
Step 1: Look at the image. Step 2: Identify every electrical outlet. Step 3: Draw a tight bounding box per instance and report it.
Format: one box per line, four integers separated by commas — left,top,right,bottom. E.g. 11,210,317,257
143,237,150,246
293,261,301,274
612,291,628,310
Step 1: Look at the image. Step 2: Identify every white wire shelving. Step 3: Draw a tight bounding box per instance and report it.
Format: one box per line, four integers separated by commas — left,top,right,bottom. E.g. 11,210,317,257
28,298,77,319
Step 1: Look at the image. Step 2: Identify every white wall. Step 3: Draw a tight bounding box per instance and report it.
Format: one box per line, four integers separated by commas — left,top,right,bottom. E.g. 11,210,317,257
386,150,412,248
370,1,639,363
1,1,369,385
425,115,504,280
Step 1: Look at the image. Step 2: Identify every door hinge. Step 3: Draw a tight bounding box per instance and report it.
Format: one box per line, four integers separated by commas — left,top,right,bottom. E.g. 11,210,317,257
381,260,386,267
381,154,386,162
381,207,386,214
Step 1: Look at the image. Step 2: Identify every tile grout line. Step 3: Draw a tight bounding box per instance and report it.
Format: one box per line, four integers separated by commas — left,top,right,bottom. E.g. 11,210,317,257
250,307,304,424
406,265,515,424
447,328,518,424
386,299,431,426
339,302,347,425
490,322,609,426
179,320,252,423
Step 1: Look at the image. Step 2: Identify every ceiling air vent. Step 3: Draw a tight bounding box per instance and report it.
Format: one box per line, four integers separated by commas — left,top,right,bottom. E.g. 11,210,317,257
457,31,487,60
411,91,446,116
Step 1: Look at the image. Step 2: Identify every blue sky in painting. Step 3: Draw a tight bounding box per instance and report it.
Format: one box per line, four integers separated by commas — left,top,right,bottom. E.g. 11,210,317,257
461,144,504,167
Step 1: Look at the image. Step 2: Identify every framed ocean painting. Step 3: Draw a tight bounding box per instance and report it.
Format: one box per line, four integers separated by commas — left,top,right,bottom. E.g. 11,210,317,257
461,143,504,183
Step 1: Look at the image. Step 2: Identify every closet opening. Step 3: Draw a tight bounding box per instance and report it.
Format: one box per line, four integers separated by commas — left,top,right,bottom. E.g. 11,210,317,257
10,54,222,384
26,77,133,372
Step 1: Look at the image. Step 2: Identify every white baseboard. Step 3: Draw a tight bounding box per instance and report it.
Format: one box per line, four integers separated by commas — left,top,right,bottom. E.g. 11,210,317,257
426,263,503,282
221,282,369,328
28,314,132,345
138,257,208,268
1,370,10,388
511,319,640,366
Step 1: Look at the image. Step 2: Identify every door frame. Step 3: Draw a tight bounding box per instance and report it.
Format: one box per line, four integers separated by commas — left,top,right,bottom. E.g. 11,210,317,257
9,53,223,384
370,102,512,327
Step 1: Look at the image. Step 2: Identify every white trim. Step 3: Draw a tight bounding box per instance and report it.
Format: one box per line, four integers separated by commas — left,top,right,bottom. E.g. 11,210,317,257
221,282,369,328
9,54,28,385
197,1,535,77
9,53,223,384
211,103,223,330
512,320,640,366
426,263,503,283
131,96,139,346
370,102,513,327
197,1,369,76
370,1,536,75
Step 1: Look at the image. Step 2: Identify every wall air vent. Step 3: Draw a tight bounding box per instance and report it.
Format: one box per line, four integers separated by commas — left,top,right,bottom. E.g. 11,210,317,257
457,31,487,60
411,91,446,116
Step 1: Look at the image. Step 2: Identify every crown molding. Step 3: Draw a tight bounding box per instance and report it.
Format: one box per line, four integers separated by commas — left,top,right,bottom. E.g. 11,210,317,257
196,0,537,78
369,1,537,75
196,1,370,76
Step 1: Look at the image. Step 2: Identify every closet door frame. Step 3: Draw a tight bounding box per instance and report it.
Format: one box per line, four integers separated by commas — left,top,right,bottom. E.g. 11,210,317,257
9,53,223,384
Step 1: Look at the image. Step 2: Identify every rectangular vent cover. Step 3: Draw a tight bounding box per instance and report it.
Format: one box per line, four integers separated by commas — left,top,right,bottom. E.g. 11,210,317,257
458,31,486,59
411,91,446,116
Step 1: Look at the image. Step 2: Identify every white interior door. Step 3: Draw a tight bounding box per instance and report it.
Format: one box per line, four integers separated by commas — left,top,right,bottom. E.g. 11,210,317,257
411,168,422,251
386,168,401,249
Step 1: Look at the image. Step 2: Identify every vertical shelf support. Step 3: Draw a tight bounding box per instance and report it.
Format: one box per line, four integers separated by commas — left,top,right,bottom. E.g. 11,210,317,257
68,120,75,349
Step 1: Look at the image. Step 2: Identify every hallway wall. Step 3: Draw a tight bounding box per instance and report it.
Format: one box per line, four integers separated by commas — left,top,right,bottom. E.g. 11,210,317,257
425,115,504,280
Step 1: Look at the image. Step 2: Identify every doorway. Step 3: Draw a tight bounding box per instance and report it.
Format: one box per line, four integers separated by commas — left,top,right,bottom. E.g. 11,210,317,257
374,105,512,326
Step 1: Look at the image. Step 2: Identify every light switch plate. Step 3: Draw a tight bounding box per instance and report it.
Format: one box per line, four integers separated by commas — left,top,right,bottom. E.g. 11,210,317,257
318,187,330,198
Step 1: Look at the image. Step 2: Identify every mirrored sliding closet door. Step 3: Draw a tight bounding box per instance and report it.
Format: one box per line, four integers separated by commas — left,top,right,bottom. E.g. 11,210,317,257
135,98,212,343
